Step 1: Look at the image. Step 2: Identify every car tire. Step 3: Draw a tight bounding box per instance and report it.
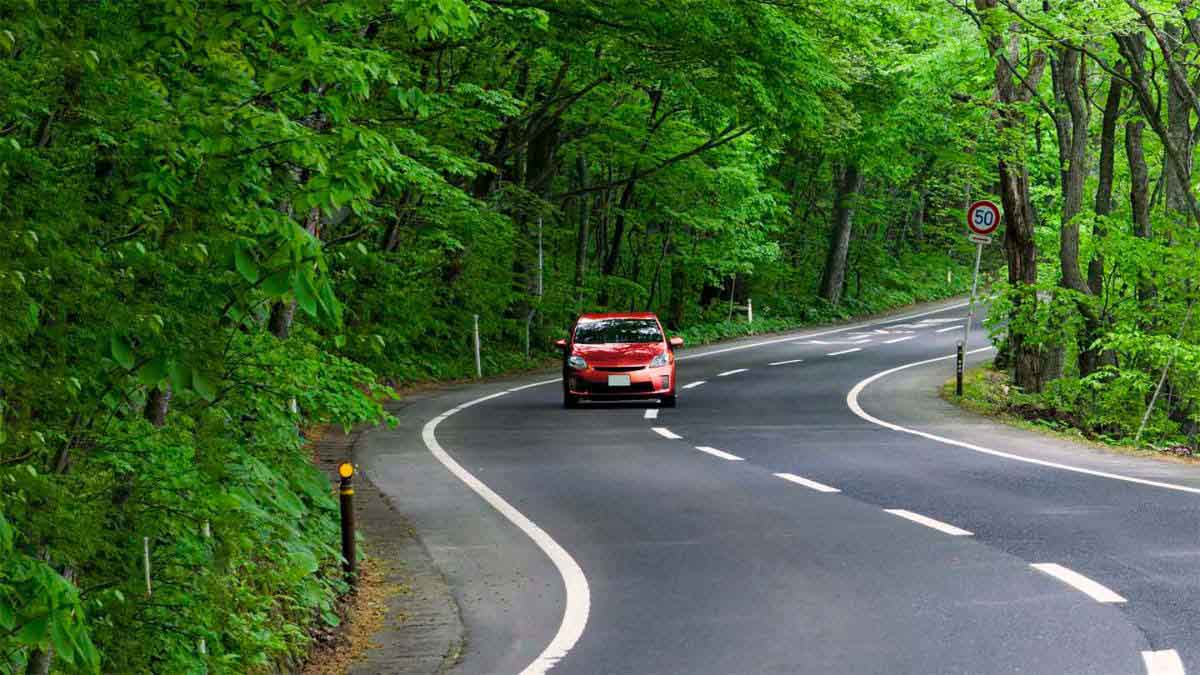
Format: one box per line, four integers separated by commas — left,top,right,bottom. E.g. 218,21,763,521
661,395,677,408
564,392,581,409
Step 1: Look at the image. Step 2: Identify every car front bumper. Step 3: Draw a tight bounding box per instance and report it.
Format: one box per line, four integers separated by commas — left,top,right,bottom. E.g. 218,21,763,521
565,366,674,397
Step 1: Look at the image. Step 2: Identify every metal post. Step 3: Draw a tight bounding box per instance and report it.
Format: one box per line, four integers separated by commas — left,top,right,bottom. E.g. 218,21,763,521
338,463,357,584
747,297,753,325
962,241,984,351
473,314,482,379
956,341,965,397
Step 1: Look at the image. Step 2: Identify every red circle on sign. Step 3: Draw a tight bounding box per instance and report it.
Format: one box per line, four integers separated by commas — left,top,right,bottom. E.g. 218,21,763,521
967,200,1001,235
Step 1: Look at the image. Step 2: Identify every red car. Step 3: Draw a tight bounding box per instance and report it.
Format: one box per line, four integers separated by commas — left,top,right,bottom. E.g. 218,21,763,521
556,312,683,409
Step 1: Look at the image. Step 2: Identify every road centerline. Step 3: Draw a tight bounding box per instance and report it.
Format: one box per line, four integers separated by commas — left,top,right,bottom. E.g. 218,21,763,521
774,473,840,493
768,359,804,366
652,427,682,440
695,446,744,461
717,368,749,377
883,335,916,344
884,509,973,536
1031,563,1126,603
681,381,706,389
828,348,862,356
1141,650,1185,675
644,408,658,420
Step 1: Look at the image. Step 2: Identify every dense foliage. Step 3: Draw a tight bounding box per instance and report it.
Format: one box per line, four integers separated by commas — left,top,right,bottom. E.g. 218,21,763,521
15,0,1200,672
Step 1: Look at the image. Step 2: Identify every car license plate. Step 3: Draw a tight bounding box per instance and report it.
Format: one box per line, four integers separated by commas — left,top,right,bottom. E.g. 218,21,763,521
607,375,631,387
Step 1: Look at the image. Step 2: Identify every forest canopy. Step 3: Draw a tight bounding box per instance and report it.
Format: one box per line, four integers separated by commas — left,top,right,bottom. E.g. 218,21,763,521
3,0,1200,672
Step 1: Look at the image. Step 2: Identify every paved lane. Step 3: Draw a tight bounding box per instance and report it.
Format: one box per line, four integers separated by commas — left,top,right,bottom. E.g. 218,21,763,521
362,299,1198,674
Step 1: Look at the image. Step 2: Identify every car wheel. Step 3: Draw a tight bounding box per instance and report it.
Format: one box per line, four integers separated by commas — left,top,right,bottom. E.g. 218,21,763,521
564,392,581,409
661,395,677,408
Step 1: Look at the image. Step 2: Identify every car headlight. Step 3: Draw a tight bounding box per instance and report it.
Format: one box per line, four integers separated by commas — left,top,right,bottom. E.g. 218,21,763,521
649,352,669,368
567,355,588,370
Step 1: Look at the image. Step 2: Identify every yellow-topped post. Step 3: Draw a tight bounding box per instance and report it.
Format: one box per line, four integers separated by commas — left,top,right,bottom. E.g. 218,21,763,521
338,462,357,583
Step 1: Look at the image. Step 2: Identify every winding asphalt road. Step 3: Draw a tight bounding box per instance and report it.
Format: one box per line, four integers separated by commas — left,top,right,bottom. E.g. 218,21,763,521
360,299,1200,675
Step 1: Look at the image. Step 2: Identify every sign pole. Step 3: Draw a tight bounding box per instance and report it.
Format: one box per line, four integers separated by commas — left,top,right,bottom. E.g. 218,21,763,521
962,240,984,352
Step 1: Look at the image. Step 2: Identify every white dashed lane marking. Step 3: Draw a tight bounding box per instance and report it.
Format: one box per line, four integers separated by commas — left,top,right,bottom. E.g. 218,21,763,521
883,335,916,344
935,325,963,333
884,509,973,536
644,409,658,420
652,427,682,440
775,473,840,493
695,446,744,461
768,359,804,366
1142,650,1185,675
827,348,862,356
717,368,749,377
1031,563,1126,603
681,381,705,389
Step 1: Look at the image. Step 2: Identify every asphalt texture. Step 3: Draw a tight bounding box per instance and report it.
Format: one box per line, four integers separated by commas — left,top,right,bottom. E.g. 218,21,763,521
358,298,1200,675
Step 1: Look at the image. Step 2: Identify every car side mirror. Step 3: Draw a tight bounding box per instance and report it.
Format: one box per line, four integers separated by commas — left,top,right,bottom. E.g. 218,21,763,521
554,338,568,350
669,337,684,349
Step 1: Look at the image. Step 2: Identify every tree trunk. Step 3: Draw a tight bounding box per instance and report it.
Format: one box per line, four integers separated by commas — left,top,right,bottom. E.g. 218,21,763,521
143,386,171,427
668,245,685,329
1126,118,1156,303
1164,22,1193,227
573,154,591,303
819,163,863,306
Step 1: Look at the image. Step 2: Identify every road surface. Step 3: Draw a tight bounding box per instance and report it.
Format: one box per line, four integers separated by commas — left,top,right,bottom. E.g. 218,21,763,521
360,299,1198,675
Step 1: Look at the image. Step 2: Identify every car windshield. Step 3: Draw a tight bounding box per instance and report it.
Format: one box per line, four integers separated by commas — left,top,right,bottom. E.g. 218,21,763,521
574,318,663,344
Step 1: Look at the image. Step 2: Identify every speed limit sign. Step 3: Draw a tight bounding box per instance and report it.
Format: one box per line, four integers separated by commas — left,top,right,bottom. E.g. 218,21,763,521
967,200,1001,237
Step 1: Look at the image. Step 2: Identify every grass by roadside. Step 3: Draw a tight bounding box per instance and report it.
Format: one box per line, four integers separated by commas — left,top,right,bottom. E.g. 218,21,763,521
941,363,1200,465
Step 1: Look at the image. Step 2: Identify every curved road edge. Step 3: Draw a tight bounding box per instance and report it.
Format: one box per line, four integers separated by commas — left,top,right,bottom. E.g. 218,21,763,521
421,381,588,675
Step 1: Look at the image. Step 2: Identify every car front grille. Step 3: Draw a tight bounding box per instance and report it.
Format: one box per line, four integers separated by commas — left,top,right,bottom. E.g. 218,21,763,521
594,365,644,372
582,381,656,395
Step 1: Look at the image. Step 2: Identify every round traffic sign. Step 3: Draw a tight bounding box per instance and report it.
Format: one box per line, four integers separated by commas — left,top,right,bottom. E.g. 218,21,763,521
967,200,1001,236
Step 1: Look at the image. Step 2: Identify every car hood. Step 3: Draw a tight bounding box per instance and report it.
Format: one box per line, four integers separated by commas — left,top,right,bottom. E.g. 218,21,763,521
573,343,665,366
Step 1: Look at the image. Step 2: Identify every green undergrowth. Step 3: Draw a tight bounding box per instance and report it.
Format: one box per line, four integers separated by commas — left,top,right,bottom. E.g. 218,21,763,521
942,364,1198,461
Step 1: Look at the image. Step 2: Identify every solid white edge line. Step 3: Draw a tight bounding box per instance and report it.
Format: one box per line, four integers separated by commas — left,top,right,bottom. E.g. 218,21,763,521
1030,563,1127,603
768,359,804,366
935,325,963,333
827,348,862,356
652,426,682,440
846,348,1200,496
681,380,706,389
422,386,589,675
1142,649,1185,675
717,368,749,377
695,446,744,461
644,408,658,420
883,335,916,344
884,509,973,536
774,472,840,493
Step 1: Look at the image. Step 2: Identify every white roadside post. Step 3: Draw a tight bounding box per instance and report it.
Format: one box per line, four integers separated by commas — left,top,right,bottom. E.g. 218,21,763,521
473,314,482,379
961,200,1001,390
747,297,753,325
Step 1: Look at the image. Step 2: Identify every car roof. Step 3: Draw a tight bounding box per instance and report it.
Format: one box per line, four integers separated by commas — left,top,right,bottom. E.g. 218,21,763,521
577,312,659,321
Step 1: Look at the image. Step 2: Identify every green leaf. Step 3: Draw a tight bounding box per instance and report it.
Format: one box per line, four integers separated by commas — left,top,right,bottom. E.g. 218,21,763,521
50,617,75,665
168,361,192,393
110,335,135,370
294,273,318,317
18,616,49,646
262,270,291,295
235,243,260,283
192,371,218,402
0,512,12,553
138,357,168,386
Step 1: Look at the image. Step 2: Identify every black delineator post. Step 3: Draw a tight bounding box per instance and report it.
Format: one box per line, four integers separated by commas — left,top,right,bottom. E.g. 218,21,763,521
956,342,965,397
338,463,357,584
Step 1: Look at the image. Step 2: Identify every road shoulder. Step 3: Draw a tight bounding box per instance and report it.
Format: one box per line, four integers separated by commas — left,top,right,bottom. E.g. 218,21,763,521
858,349,1200,491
